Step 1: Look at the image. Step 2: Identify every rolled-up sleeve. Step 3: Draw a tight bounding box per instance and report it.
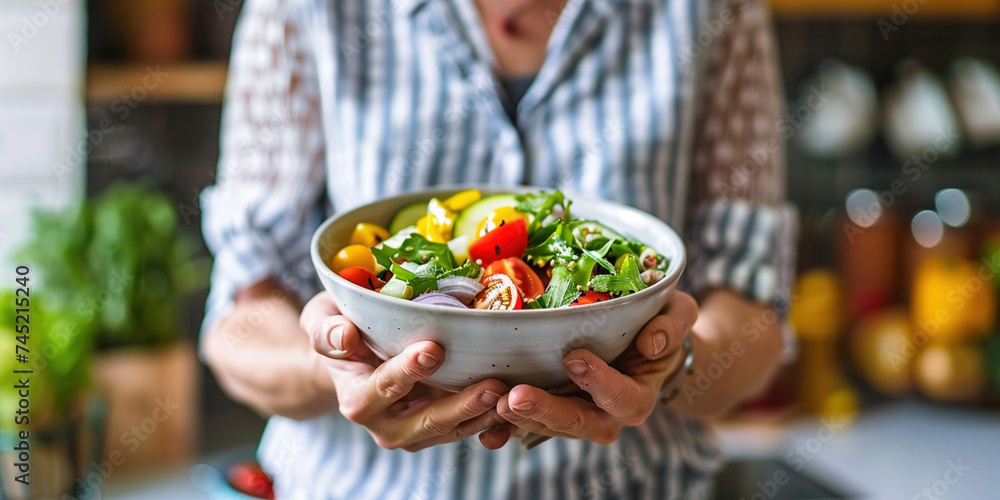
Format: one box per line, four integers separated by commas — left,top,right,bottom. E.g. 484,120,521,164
201,0,327,334
684,0,797,307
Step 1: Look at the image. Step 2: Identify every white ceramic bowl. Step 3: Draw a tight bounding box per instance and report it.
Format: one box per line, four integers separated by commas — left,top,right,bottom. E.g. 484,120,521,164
311,186,686,391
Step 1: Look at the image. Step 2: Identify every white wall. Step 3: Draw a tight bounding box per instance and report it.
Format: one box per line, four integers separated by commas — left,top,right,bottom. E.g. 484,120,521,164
0,0,85,262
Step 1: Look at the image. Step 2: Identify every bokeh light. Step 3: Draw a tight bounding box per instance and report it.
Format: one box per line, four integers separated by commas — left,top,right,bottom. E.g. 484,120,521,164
911,210,945,248
845,189,882,228
934,188,971,228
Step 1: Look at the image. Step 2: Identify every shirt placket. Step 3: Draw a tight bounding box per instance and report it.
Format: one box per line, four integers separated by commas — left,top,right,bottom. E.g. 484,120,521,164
411,0,524,186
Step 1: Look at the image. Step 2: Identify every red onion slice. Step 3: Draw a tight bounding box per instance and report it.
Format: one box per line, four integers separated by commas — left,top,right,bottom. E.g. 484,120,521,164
411,292,469,308
435,276,484,305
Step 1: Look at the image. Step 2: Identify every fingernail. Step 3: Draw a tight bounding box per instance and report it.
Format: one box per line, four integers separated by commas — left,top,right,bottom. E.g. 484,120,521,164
652,331,667,356
512,401,535,412
328,325,346,350
325,326,348,357
480,391,501,406
566,359,590,376
417,352,439,368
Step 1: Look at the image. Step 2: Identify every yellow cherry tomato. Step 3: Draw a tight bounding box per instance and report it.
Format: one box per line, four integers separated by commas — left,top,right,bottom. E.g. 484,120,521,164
331,244,377,273
349,223,390,247
442,189,482,211
475,206,527,238
416,214,451,243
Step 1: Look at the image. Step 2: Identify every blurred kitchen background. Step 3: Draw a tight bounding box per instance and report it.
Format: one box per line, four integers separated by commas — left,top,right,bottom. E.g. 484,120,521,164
1,0,1000,498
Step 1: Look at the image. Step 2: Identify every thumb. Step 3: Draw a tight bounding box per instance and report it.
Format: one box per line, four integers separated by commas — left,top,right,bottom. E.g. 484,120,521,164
302,293,380,365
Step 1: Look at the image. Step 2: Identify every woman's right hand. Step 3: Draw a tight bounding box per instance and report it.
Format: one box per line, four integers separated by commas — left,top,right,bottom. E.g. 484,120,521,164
300,292,509,452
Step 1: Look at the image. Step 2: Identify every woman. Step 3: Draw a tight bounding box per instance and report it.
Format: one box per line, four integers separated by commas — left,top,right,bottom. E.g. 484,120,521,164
201,0,795,497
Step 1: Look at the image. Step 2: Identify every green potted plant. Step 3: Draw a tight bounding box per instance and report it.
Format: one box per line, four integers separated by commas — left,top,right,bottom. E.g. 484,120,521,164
0,291,99,499
12,184,207,477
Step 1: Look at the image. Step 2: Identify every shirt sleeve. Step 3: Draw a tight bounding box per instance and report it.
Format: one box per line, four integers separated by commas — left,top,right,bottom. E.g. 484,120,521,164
684,0,797,310
200,0,327,335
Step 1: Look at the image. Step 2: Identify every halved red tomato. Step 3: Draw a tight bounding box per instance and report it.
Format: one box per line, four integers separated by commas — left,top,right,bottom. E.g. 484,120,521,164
570,291,612,306
473,273,523,310
468,218,528,266
484,257,545,300
338,266,385,291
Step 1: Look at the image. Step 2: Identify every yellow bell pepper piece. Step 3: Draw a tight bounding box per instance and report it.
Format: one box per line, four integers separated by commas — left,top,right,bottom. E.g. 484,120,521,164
475,206,527,238
442,189,482,211
416,214,451,243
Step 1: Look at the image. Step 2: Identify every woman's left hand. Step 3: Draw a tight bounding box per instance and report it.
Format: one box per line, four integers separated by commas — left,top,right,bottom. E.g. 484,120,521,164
482,291,699,448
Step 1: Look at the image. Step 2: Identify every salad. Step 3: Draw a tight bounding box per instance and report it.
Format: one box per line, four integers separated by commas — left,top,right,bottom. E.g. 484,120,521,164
328,190,668,310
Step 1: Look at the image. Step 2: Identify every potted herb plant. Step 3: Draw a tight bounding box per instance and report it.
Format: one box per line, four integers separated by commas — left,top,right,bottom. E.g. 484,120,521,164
13,184,207,476
0,291,99,499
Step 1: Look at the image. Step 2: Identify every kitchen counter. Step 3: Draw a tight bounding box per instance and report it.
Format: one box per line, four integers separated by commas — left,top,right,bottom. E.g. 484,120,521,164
107,401,1000,499
713,401,1000,499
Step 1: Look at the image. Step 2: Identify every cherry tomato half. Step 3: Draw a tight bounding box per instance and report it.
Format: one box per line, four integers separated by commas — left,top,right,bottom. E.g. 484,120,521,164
338,266,385,290
484,257,545,301
468,218,528,266
227,461,275,500
570,291,612,306
473,273,523,310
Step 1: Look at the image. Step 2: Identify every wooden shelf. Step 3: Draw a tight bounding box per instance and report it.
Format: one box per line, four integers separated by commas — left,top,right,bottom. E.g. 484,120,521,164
86,62,228,104
770,0,1000,18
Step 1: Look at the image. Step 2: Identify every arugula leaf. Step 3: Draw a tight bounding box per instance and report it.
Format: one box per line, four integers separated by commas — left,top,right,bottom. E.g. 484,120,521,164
439,260,482,279
386,234,456,270
523,220,578,266
590,254,647,295
572,239,615,287
371,245,396,271
389,254,480,296
534,265,579,308
515,191,567,234
580,239,616,274
409,276,439,296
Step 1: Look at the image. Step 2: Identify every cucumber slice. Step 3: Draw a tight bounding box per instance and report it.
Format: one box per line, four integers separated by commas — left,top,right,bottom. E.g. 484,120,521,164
388,202,428,234
452,194,520,240
380,277,414,299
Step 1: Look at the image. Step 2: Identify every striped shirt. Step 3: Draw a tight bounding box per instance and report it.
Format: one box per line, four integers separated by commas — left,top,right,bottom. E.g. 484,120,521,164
201,0,795,497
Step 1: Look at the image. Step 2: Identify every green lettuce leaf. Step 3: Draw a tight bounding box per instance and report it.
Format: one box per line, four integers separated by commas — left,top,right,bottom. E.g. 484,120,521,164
590,254,647,295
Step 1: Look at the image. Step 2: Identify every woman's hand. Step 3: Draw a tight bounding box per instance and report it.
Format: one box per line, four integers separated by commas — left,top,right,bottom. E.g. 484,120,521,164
482,292,698,448
301,292,509,452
